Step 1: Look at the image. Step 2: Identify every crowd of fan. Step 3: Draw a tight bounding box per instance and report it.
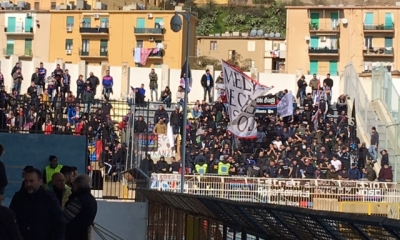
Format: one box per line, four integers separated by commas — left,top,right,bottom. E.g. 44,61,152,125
138,73,393,182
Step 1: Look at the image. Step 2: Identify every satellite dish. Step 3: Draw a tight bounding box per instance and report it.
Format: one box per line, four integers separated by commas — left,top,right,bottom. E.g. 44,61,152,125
250,29,257,36
264,33,268,37
342,18,348,24
275,32,281,37
257,30,264,36
159,21,164,27
269,32,275,37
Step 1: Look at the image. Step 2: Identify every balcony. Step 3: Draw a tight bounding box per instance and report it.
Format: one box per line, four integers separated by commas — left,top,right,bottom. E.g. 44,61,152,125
79,48,108,59
134,28,163,35
3,48,32,57
148,49,164,58
363,24,394,33
309,23,340,34
363,47,394,57
4,27,33,35
79,27,109,35
308,47,339,56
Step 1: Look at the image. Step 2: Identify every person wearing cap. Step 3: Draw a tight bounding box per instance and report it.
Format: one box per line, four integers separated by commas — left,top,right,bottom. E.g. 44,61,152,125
348,163,361,180
378,163,393,182
43,155,63,184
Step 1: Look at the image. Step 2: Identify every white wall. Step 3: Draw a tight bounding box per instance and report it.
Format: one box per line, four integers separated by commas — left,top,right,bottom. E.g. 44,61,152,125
0,58,343,102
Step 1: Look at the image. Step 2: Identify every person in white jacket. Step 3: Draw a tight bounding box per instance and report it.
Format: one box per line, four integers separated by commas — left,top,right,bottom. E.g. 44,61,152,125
176,86,185,108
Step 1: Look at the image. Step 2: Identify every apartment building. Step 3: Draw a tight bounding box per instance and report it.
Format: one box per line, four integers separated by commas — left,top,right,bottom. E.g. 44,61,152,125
286,6,399,75
197,35,286,72
0,10,196,69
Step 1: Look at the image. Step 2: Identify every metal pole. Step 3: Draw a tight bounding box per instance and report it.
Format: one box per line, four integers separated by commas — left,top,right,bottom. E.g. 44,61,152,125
145,99,150,158
180,12,190,194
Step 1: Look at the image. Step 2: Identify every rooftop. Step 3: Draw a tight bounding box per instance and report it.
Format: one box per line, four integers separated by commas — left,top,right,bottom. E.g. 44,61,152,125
286,5,400,10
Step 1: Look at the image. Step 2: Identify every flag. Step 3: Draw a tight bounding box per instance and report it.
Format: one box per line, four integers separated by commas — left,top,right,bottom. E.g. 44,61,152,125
167,122,175,149
221,60,272,138
96,140,103,161
311,110,319,130
277,92,293,117
313,91,322,105
180,60,192,88
88,142,96,161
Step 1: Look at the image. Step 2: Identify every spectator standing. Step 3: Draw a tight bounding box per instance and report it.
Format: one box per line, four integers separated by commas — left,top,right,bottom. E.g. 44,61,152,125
160,86,171,108
0,197,23,240
9,168,65,240
76,75,85,99
11,62,20,77
44,172,72,210
87,72,100,96
149,69,158,101
65,91,76,123
38,62,47,92
52,92,65,126
176,86,185,108
296,75,307,105
309,74,319,98
43,155,63,184
31,68,41,94
153,119,167,135
0,70,4,87
62,69,71,97
154,105,168,125
102,70,113,99
348,163,360,180
170,107,182,136
323,73,333,98
26,82,37,102
12,69,23,96
201,69,214,102
369,127,379,161
82,85,94,113
63,174,97,240
0,144,8,196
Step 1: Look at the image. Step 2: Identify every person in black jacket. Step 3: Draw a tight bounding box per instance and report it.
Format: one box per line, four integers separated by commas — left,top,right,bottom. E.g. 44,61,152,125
0,200,23,240
9,168,65,240
0,144,7,196
169,107,182,135
134,116,147,133
153,105,169,125
156,156,169,173
200,69,214,102
64,174,97,240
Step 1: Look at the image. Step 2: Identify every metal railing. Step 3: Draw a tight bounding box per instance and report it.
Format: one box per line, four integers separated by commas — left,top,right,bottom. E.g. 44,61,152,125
79,27,109,34
371,63,400,182
150,174,400,217
133,27,163,34
364,23,395,31
308,48,339,54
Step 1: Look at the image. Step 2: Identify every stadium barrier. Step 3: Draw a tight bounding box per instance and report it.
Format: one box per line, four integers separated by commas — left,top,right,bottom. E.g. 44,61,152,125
150,174,400,218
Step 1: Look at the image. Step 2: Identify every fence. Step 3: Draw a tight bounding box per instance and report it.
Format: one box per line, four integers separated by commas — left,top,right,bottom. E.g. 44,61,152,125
371,64,400,183
150,174,400,218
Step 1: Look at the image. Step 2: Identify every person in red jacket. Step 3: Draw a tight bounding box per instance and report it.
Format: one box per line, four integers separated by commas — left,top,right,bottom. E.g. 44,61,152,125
378,163,393,182
44,120,53,135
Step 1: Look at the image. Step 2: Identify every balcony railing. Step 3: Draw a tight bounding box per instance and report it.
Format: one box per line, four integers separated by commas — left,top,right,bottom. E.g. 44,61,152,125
4,27,33,33
308,47,339,54
134,28,163,35
309,23,340,32
79,48,108,58
363,47,394,57
363,24,394,31
148,49,164,58
23,48,32,56
79,27,109,34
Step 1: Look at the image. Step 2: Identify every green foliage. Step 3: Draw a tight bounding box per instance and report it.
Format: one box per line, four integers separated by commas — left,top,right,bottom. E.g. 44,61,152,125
193,0,287,36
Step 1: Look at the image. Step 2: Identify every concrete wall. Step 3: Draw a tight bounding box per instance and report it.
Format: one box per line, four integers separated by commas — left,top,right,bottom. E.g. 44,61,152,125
94,201,147,240
0,57,344,102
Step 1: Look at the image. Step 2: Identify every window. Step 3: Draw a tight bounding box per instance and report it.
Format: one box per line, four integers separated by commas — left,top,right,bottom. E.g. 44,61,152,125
7,17,16,32
100,18,109,28
365,37,373,48
34,2,39,10
329,61,338,76
385,13,394,29
385,37,393,48
331,12,339,30
66,16,74,27
25,17,33,32
83,17,91,28
155,40,162,48
24,39,32,56
310,36,319,48
136,40,143,48
247,41,255,52
82,39,89,55
364,12,374,29
310,12,320,29
6,40,14,55
100,39,108,56
136,18,145,28
155,18,163,28
309,60,318,75
50,2,56,9
65,39,73,50
210,41,217,50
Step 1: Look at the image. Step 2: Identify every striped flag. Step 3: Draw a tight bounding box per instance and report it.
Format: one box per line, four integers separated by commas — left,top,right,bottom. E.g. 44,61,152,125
88,142,97,161
311,110,319,130
313,90,322,105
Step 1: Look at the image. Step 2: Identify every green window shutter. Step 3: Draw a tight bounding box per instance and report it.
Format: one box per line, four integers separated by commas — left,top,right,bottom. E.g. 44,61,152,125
310,60,318,75
65,39,73,49
67,16,74,26
24,39,32,55
100,18,109,28
310,13,319,28
8,17,16,32
329,61,338,76
310,36,319,48
155,17,163,27
331,12,339,29
364,13,374,25
385,13,393,29
6,40,14,55
136,18,145,28
83,17,91,27
385,37,393,47
100,40,108,56
25,17,33,32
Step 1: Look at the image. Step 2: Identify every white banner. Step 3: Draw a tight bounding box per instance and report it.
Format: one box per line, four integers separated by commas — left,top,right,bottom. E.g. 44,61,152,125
277,92,294,117
221,60,272,138
150,134,176,162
